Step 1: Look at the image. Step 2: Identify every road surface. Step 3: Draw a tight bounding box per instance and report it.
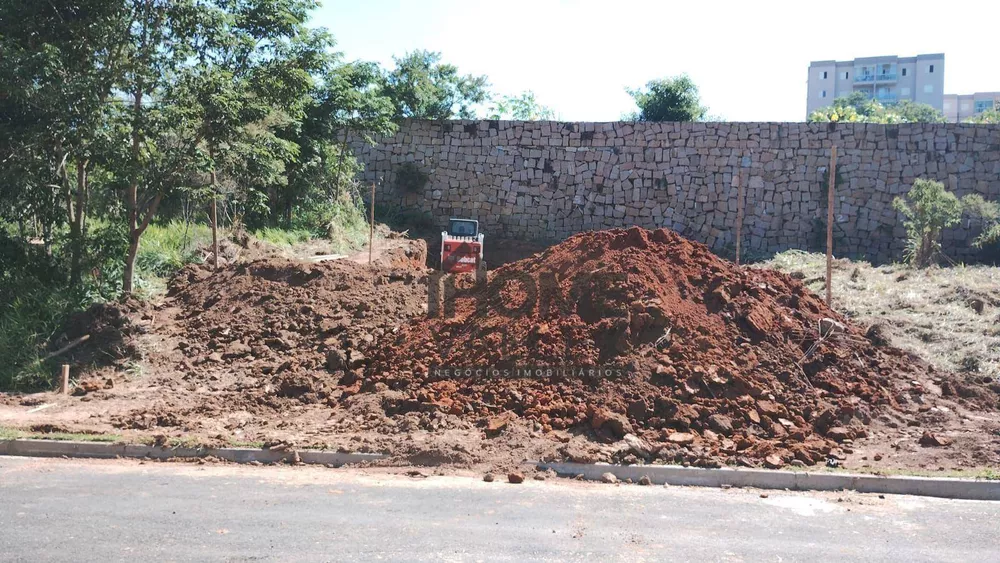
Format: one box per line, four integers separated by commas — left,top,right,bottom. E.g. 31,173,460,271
1,456,998,562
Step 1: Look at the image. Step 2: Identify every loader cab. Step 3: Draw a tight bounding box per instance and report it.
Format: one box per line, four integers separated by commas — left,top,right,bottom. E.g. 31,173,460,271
448,218,479,238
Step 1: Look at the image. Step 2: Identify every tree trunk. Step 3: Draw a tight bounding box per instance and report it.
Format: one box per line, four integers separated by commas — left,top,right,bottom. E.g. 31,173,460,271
123,87,143,296
334,128,349,198
70,160,89,287
123,237,139,295
211,177,219,270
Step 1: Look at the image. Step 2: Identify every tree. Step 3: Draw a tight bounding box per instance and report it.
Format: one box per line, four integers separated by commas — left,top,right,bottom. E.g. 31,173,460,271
381,50,489,120
892,178,963,267
809,92,945,124
111,0,335,294
625,75,708,122
965,109,1000,124
273,59,396,229
487,91,555,120
892,100,947,123
0,0,132,286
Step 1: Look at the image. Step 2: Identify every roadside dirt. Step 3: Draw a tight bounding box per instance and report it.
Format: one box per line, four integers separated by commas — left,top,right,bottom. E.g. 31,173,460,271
1,228,998,477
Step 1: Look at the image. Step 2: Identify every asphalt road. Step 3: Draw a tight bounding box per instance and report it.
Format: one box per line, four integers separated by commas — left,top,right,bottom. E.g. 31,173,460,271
1,456,998,562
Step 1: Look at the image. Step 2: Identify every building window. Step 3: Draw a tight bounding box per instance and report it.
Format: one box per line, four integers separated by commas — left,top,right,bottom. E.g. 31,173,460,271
924,84,933,93
822,71,828,79
821,90,827,98
902,68,907,77
974,100,996,113
844,71,849,79
929,64,934,73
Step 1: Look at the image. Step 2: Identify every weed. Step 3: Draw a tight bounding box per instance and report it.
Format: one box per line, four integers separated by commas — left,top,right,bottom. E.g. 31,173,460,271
254,227,314,247
759,250,1000,377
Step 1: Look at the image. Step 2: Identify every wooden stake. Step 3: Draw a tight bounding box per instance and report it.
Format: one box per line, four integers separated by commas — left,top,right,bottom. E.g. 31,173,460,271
826,146,837,306
59,365,69,395
735,163,745,266
368,182,376,266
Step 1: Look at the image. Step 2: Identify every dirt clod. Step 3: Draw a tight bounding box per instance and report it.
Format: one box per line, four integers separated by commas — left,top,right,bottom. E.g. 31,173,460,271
918,431,952,447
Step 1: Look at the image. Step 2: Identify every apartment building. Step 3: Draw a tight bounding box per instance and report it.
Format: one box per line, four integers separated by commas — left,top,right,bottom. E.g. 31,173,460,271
943,92,1000,122
806,54,945,117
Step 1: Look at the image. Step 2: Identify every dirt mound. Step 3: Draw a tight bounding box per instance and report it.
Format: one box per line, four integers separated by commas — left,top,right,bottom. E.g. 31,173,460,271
156,257,429,412
366,227,984,468
56,299,144,368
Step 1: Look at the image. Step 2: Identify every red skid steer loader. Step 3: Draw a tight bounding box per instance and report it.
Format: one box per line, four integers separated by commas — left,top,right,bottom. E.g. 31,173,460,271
440,218,484,273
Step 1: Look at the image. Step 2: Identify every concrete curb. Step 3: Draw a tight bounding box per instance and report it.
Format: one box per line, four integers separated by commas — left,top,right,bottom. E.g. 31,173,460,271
536,461,1000,501
0,439,385,467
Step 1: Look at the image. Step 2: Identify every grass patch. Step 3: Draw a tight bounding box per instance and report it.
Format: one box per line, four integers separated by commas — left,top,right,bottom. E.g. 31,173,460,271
253,227,314,247
0,426,25,440
138,221,212,278
228,439,266,449
759,250,1000,378
0,426,122,443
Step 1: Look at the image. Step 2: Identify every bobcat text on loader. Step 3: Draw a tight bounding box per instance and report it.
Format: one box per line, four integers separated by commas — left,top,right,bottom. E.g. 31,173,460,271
440,218,484,273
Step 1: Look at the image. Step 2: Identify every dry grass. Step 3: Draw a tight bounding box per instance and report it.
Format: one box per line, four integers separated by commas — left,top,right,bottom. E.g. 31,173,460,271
761,250,1000,379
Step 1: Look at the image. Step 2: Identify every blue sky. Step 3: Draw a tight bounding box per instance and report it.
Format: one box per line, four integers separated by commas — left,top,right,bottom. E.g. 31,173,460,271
312,0,1000,122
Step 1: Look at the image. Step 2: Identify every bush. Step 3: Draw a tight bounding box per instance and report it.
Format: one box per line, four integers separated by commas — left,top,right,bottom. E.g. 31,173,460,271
285,180,372,253
322,189,371,252
892,179,963,267
961,194,1000,249
0,234,88,389
0,220,215,391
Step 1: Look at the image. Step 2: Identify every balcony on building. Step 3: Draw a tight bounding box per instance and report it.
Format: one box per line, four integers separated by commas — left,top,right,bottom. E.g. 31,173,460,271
854,64,897,84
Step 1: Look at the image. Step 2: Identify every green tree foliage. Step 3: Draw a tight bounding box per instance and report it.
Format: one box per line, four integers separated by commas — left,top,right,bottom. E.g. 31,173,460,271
0,0,133,286
487,90,556,120
625,75,708,122
965,109,1000,124
0,0,398,295
381,50,489,120
892,179,963,267
809,92,945,123
0,0,399,388
892,100,948,123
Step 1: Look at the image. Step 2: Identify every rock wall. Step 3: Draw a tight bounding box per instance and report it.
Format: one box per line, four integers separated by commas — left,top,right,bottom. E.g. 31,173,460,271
350,120,1000,262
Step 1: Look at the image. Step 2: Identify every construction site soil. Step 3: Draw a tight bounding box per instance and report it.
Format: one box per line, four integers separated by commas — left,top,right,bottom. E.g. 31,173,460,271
2,228,998,476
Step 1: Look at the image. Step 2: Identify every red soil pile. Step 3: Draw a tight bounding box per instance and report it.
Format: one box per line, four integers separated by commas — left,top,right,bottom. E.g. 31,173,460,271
151,255,429,410
367,227,943,468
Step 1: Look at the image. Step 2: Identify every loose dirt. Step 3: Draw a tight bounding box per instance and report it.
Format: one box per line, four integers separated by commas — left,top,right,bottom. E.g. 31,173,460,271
365,227,1000,470
2,228,998,476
